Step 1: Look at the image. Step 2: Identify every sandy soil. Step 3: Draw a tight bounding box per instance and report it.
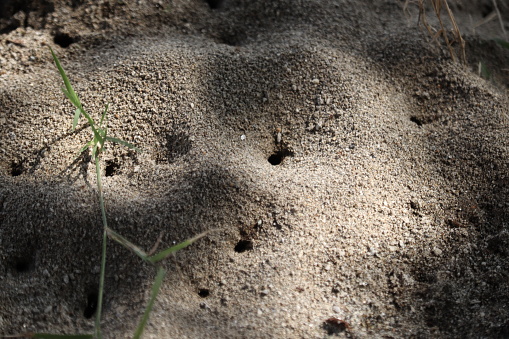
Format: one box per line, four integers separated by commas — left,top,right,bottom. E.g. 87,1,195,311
2,0,509,338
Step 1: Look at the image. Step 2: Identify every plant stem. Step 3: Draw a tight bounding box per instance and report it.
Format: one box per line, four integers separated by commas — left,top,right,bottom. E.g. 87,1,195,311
133,267,166,339
95,156,108,339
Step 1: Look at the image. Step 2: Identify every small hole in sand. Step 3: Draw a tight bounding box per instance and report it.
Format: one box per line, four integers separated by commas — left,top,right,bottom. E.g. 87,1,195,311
234,240,253,253
268,153,283,165
10,161,23,176
83,291,98,319
410,116,423,126
268,149,293,166
53,32,78,48
105,160,120,177
204,0,223,9
198,289,210,298
14,257,33,272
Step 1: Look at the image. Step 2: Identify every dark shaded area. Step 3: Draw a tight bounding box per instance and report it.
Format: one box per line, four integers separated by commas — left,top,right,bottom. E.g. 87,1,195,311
9,242,37,273
0,0,55,33
204,0,224,10
198,288,210,298
13,255,34,272
83,291,98,319
322,317,350,336
53,32,79,48
267,148,293,166
165,132,192,161
10,160,23,176
369,32,509,338
234,239,253,253
105,159,120,177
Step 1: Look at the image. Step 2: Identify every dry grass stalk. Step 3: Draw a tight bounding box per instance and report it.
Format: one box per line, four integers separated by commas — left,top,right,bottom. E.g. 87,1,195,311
406,0,466,64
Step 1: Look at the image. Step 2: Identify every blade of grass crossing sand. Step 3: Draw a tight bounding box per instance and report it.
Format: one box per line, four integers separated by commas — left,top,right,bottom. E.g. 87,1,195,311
100,104,108,125
133,267,166,339
148,231,211,264
106,226,150,262
49,48,103,144
105,136,141,152
72,108,82,131
49,48,82,124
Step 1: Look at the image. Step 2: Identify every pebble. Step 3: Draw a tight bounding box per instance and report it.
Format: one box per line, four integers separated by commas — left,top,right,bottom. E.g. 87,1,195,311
332,305,341,314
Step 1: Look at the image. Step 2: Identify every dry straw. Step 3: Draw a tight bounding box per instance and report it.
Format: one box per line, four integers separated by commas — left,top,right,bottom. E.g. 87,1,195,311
405,0,467,64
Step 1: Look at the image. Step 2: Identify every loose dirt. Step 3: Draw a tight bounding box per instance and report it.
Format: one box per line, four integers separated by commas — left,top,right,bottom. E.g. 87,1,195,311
2,0,509,338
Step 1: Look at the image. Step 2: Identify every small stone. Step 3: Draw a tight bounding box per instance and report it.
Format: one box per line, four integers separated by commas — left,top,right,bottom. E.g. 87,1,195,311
240,134,246,140
311,78,320,84
332,305,341,314
257,309,263,316
432,247,442,256
63,275,69,284
260,289,270,296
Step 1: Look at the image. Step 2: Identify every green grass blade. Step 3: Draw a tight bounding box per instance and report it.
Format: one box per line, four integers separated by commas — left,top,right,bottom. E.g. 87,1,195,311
99,104,109,126
133,267,166,339
148,231,210,264
105,227,150,262
61,88,82,109
74,140,93,160
91,143,99,160
49,47,81,109
105,136,141,152
72,108,81,131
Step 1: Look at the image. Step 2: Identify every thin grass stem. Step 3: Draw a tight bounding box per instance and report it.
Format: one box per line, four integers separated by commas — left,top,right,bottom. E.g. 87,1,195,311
94,157,108,339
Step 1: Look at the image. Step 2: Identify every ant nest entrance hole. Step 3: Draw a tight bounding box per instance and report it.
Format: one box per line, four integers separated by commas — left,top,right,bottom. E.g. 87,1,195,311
83,290,98,319
267,148,294,166
105,159,120,177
